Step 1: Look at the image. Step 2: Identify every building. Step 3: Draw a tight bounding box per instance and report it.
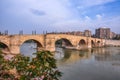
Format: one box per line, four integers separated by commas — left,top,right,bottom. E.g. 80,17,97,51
110,32,116,39
47,30,92,37
95,27,111,39
116,34,120,37
71,31,84,36
76,31,84,36
114,34,120,40
84,30,91,37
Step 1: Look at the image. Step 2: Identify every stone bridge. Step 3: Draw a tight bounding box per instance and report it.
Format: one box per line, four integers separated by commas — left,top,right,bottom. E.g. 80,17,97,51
0,34,105,54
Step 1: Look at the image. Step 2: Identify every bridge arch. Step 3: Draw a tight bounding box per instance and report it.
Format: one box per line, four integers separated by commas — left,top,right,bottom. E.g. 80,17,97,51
20,39,43,54
77,39,87,49
79,39,86,45
96,40,101,47
55,38,73,48
20,39,43,47
97,41,100,43
0,42,10,52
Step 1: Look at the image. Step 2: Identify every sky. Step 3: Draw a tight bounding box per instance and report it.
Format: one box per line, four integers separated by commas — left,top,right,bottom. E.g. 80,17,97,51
0,0,120,34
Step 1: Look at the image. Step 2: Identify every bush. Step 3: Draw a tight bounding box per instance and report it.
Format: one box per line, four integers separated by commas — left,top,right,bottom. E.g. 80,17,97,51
0,50,62,80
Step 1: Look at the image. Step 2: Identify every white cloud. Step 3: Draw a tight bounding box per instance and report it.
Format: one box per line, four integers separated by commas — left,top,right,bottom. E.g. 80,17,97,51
79,15,120,33
85,16,91,21
96,14,103,20
52,19,81,28
77,0,116,8
5,0,74,23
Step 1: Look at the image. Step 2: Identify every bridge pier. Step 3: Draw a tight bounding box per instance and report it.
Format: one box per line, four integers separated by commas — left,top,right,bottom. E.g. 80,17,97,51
88,38,92,48
45,47,56,52
45,38,56,52
10,46,20,54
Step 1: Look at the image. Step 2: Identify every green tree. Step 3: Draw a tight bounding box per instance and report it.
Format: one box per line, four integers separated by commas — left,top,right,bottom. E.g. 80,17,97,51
0,50,62,80
0,50,15,80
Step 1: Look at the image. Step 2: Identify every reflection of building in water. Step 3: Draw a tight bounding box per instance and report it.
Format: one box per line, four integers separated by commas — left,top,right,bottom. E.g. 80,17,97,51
93,47,120,61
93,48,111,61
92,48,106,54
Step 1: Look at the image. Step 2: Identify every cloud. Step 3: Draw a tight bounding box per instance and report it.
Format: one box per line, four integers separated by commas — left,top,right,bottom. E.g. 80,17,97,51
79,15,120,33
30,9,46,16
10,0,75,22
85,16,91,21
96,14,103,21
75,0,116,8
102,16,120,33
51,19,83,31
85,0,115,6
0,0,120,34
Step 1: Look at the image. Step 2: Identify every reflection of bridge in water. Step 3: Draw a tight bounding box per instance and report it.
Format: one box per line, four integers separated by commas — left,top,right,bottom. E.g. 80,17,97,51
55,48,92,65
0,34,104,54
55,47,120,65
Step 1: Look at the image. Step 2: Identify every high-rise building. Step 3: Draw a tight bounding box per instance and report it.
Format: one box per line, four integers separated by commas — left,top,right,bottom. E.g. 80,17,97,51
95,27,111,39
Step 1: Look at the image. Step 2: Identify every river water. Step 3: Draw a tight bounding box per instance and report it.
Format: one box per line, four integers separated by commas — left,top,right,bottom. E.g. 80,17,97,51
21,43,120,80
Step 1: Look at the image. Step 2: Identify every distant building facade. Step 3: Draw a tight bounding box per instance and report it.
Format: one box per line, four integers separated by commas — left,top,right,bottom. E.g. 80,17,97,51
48,30,92,37
113,34,120,40
116,34,120,37
95,27,111,39
70,31,84,36
110,32,116,39
84,30,91,37
95,27,119,39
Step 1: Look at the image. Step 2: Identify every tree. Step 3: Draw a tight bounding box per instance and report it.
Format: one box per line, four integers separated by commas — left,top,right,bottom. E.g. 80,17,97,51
0,50,62,80
0,50,14,80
